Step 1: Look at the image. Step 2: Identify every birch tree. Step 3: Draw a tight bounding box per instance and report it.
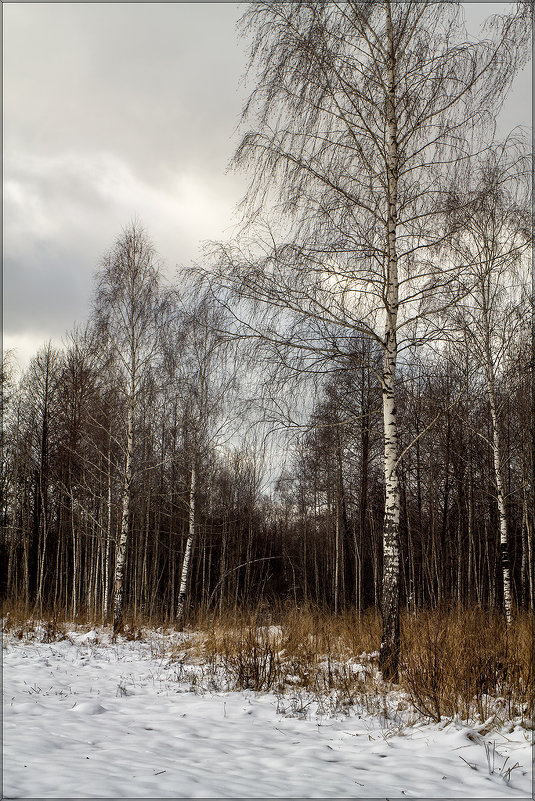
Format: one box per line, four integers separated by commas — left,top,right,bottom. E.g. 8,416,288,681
200,1,528,679
443,140,531,624
55,327,96,619
93,222,166,635
163,292,243,627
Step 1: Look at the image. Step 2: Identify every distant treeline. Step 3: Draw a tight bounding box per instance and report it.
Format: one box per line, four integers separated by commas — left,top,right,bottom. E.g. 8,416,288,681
1,294,532,621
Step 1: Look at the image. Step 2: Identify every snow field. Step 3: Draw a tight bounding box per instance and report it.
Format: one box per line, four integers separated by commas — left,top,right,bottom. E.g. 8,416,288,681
3,626,533,798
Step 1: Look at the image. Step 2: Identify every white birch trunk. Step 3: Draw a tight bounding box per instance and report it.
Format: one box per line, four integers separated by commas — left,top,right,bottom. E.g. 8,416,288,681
522,495,533,610
176,463,196,626
380,364,401,677
103,446,112,621
379,0,401,682
113,398,134,635
34,474,48,615
479,294,513,625
487,374,513,625
71,502,77,620
87,522,95,618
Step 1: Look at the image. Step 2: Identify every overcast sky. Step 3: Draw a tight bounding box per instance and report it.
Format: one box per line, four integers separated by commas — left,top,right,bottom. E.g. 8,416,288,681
3,2,532,373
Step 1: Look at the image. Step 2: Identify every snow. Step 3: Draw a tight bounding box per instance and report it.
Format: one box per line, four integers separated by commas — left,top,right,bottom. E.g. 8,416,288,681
3,626,532,798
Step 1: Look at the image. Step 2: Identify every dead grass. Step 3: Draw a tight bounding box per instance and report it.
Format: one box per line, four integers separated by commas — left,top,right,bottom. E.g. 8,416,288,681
2,610,70,644
400,606,533,726
170,604,384,717
3,598,532,726
174,603,532,725
182,603,379,658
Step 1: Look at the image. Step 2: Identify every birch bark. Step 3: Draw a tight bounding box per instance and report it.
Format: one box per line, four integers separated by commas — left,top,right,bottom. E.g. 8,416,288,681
484,339,513,625
113,396,134,634
379,0,401,682
94,223,164,636
176,463,196,626
103,434,112,621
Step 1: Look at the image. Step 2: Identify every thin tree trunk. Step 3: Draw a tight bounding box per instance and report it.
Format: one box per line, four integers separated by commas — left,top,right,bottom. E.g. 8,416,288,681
103,443,112,621
113,398,134,635
334,498,340,614
71,494,78,620
359,379,369,613
522,493,534,610
34,475,48,616
487,377,513,624
176,463,196,627
381,375,401,680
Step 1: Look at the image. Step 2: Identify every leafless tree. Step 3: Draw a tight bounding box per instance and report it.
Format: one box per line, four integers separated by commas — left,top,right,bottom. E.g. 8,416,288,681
199,1,529,679
93,222,167,635
442,139,532,624
162,289,245,627
17,343,63,615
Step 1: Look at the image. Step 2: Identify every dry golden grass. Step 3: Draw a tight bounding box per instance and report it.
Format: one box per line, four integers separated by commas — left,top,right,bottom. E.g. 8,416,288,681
171,605,381,717
183,603,379,659
400,606,533,725
177,603,532,725
1,601,70,643
3,598,532,726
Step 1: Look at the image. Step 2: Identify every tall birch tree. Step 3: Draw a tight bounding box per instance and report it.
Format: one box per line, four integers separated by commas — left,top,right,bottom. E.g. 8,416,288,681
444,140,531,624
201,1,529,679
93,222,166,635
164,294,242,627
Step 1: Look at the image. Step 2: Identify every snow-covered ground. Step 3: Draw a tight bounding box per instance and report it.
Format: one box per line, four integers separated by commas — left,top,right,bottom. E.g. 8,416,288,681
3,625,532,798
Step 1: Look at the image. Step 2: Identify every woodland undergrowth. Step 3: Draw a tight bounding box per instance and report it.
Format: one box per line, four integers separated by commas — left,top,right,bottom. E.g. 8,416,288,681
3,600,533,729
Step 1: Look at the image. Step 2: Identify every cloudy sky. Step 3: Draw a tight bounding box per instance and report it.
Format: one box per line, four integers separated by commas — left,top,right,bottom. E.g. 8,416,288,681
3,2,531,372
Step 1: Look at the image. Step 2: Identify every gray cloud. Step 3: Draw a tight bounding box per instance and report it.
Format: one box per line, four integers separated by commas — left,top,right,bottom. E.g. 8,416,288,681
4,3,249,369
4,3,248,178
3,2,531,372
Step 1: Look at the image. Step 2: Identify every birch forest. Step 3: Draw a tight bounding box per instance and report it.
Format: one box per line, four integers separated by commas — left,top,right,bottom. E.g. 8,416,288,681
2,2,533,686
